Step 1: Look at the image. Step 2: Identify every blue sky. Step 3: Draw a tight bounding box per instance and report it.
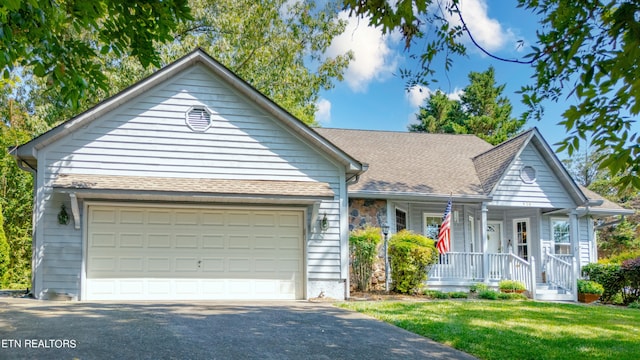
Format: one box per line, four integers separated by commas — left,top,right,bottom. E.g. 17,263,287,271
316,0,639,159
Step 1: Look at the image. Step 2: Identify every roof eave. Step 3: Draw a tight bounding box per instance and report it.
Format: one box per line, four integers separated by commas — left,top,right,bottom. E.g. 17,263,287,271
349,190,492,202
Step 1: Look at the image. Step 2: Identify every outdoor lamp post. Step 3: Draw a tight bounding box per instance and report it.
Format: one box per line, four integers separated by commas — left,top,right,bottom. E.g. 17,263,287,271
381,223,390,292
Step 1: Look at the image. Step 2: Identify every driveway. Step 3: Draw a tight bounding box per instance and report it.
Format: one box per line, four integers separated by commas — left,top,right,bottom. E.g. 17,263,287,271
0,298,476,359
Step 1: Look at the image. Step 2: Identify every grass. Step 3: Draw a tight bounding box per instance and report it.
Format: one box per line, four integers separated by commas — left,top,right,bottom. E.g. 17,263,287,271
338,300,640,360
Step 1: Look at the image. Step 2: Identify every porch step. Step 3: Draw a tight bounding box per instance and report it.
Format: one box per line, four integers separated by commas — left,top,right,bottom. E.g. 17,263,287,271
535,283,575,301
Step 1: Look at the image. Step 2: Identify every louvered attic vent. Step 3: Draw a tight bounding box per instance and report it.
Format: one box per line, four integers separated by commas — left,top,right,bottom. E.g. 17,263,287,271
185,106,213,132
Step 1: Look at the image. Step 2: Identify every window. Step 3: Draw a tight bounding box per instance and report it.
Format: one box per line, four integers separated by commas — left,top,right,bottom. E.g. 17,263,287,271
186,106,213,132
423,214,442,240
552,218,571,254
514,219,529,260
395,208,407,232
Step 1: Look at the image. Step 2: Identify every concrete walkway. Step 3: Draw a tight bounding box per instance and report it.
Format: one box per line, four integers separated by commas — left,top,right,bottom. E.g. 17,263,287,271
0,299,477,359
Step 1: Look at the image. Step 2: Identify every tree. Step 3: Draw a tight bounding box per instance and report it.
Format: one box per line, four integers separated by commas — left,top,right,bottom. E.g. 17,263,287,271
408,90,459,133
343,0,640,191
409,67,524,145
0,0,193,108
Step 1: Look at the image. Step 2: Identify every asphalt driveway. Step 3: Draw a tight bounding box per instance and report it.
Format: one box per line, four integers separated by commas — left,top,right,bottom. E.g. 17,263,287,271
0,298,476,359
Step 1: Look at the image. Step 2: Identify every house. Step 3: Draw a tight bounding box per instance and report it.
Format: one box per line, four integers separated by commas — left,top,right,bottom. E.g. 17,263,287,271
13,49,631,301
13,49,365,301
316,128,632,300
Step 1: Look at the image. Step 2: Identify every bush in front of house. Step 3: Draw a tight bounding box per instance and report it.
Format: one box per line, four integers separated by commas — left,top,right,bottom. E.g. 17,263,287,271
582,262,625,303
470,282,489,293
388,230,438,294
498,280,526,292
621,257,640,304
349,226,382,291
448,291,469,299
423,289,448,299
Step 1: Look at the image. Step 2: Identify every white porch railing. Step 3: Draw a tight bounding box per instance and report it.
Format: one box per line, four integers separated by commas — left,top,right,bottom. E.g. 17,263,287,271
544,249,576,294
428,252,537,295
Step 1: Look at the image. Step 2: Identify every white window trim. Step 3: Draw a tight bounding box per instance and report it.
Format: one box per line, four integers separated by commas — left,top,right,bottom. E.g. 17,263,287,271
395,206,408,233
550,216,571,255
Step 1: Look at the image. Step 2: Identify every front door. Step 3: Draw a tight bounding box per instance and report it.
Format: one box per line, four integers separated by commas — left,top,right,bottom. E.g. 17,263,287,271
513,218,530,260
487,222,502,253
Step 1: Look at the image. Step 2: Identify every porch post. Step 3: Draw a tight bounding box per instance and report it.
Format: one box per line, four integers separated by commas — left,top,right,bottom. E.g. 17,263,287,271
569,210,580,293
481,203,489,283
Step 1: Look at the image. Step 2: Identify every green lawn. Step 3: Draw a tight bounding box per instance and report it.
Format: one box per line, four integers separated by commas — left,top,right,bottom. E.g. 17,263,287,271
337,300,640,360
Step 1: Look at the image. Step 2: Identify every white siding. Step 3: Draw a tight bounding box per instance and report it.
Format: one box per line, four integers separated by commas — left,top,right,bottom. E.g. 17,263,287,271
491,144,576,208
34,64,345,299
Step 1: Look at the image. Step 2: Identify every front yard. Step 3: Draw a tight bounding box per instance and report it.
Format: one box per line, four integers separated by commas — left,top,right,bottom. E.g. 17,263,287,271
338,300,640,360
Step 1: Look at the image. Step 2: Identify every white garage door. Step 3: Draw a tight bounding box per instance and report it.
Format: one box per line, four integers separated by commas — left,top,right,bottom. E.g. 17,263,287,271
85,205,304,300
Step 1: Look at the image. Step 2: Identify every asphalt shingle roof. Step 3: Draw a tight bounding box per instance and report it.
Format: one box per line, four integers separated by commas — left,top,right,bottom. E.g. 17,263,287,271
315,128,494,196
53,174,335,198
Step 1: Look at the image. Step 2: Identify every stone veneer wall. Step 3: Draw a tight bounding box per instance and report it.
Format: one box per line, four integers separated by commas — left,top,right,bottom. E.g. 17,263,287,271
348,199,387,231
348,199,387,291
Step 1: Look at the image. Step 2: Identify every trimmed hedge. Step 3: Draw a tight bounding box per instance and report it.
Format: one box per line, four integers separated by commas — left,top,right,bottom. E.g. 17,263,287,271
388,230,438,294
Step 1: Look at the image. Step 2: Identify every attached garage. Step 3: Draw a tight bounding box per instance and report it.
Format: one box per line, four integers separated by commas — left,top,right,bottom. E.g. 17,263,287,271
85,205,305,300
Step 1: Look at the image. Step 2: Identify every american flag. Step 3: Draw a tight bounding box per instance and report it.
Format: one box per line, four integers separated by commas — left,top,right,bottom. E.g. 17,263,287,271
437,198,452,254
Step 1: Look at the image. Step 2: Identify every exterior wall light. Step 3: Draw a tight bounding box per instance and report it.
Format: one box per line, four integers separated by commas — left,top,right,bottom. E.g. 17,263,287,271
320,213,329,231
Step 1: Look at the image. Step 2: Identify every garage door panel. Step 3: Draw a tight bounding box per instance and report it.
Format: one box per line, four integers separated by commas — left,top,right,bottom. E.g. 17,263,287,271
87,206,304,300
91,233,116,247
148,234,171,248
202,235,225,249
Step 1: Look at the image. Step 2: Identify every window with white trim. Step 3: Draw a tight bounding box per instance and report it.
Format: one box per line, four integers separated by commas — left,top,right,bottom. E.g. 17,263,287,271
423,213,442,241
552,218,571,254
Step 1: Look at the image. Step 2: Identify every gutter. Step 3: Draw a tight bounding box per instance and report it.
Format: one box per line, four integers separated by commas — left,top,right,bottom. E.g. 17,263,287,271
8,146,37,174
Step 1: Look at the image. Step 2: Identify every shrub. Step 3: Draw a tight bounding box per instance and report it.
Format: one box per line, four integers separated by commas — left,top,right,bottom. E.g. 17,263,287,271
478,290,499,300
497,292,528,300
628,300,640,309
388,230,438,294
498,280,526,292
423,289,448,299
0,204,10,288
448,291,469,299
582,262,625,302
577,279,604,295
470,282,489,293
349,227,382,291
621,256,640,304
603,250,640,265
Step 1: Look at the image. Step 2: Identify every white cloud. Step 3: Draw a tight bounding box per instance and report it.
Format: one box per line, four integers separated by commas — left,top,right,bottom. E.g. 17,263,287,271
326,12,400,93
315,98,332,125
406,85,432,107
441,0,515,53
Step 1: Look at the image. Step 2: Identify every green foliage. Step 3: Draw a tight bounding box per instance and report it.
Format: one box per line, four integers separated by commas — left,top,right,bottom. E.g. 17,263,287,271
340,301,640,360
498,292,528,300
0,105,34,289
469,282,489,293
498,280,526,292
343,0,640,192
349,227,382,291
0,203,10,287
603,249,640,265
628,300,640,310
577,279,604,295
582,263,624,303
447,291,468,299
409,67,525,145
621,257,640,304
423,289,448,299
478,290,499,300
598,219,640,260
388,230,438,294
0,0,193,109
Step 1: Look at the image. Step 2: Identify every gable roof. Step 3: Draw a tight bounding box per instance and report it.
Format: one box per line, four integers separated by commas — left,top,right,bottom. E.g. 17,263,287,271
315,128,494,200
13,48,365,176
473,127,587,206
